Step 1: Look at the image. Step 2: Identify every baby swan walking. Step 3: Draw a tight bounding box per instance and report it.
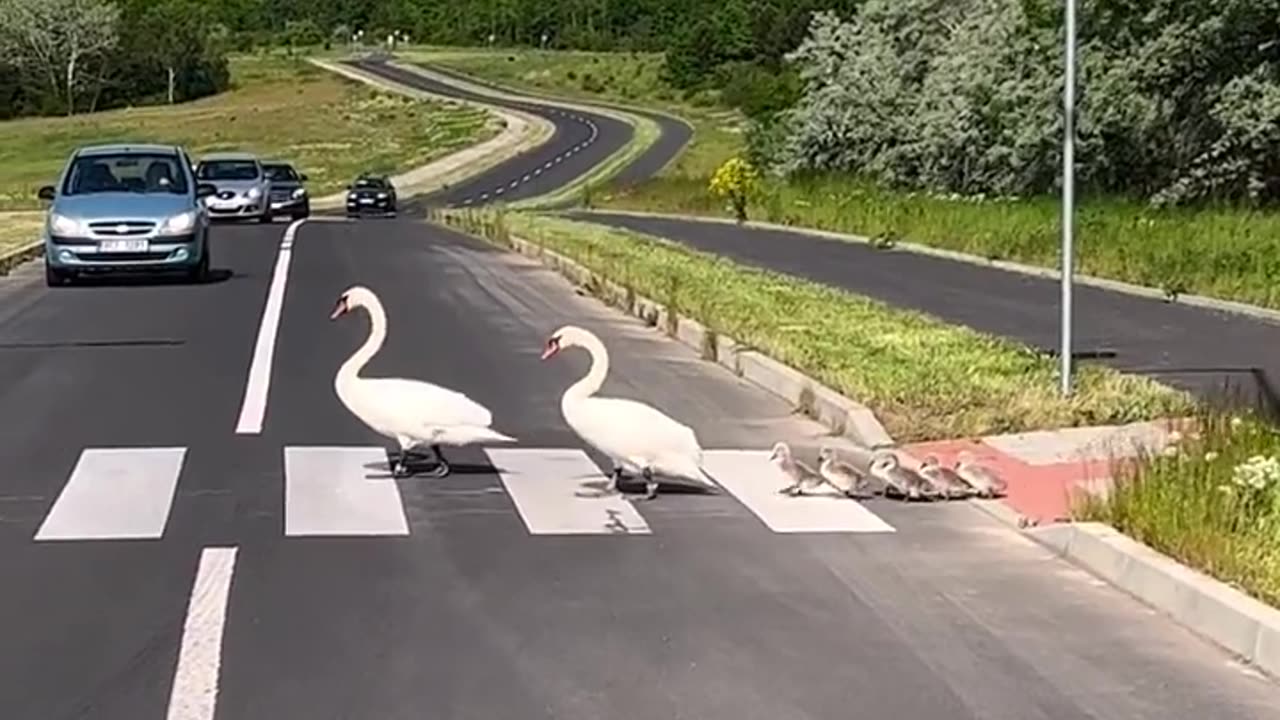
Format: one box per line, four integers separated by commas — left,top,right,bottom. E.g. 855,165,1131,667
541,325,718,500
817,446,874,498
330,286,516,478
769,442,825,495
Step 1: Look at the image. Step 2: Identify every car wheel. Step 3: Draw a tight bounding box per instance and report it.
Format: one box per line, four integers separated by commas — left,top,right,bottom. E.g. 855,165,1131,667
259,209,274,224
45,263,70,287
188,251,210,283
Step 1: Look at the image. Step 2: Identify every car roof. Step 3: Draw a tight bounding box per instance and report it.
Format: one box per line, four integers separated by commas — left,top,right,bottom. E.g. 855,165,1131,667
199,152,260,162
75,143,182,157
262,161,294,168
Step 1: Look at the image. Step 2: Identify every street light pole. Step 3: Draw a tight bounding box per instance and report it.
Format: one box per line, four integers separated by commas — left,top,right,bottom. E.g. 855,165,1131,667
1060,0,1077,396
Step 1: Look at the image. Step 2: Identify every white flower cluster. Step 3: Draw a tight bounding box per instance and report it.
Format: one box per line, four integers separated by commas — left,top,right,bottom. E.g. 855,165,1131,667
1231,455,1280,491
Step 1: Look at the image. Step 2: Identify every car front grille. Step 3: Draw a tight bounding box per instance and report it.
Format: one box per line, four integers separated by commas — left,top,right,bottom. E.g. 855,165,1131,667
75,251,172,263
87,221,156,236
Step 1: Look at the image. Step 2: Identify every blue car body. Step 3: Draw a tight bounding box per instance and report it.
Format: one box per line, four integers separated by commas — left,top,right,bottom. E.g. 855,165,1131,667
39,143,217,285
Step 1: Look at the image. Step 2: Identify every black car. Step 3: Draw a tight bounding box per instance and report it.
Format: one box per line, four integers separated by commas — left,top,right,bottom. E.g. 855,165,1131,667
345,174,397,217
263,162,310,220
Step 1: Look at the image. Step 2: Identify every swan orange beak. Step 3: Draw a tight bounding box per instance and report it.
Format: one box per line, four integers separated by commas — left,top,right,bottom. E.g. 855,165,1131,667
540,336,560,360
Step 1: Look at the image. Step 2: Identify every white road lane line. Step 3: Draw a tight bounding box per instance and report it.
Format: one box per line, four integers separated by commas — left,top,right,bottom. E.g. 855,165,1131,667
235,218,307,434
165,546,238,720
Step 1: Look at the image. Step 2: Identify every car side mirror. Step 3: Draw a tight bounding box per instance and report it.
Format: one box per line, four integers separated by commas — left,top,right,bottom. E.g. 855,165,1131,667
196,183,218,198
37,185,56,201
300,174,308,182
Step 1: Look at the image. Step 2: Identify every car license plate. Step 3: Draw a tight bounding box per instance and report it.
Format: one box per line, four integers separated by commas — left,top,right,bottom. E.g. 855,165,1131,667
359,197,374,204
98,239,149,253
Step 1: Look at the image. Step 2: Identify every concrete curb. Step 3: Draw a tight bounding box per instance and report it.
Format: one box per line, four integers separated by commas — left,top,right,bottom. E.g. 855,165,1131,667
582,209,1280,327
0,240,43,275
307,59,556,209
1027,521,1280,679
384,61,662,211
436,215,895,448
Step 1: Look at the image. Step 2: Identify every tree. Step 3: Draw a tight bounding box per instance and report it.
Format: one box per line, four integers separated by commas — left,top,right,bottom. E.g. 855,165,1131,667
0,0,121,115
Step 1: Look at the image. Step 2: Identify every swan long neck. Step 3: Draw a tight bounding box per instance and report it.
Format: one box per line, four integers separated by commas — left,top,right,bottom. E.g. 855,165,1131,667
337,301,386,390
564,333,609,402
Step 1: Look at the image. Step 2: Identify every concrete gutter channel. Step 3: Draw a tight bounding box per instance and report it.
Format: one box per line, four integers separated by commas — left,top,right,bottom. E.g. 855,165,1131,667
412,63,1280,680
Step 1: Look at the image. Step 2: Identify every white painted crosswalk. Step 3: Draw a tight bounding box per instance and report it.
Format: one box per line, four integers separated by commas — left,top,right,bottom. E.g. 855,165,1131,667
488,447,651,535
35,447,186,541
29,445,899,542
283,447,409,537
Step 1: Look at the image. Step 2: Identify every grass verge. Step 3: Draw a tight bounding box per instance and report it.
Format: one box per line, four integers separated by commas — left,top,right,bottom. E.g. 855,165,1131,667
1077,408,1280,608
0,211,45,275
0,54,499,211
422,48,1280,312
0,212,44,255
435,208,1191,442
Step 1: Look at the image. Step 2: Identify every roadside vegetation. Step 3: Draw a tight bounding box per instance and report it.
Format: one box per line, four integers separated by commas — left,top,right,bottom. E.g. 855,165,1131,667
1079,409,1280,608
412,1,1280,312
0,211,42,254
438,208,1191,442
0,55,498,210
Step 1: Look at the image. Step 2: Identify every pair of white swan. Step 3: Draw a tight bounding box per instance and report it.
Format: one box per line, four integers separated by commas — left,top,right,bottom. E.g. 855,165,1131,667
330,286,717,499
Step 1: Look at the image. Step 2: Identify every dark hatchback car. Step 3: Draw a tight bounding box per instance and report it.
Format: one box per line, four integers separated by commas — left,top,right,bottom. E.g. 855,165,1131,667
345,174,397,217
263,162,310,220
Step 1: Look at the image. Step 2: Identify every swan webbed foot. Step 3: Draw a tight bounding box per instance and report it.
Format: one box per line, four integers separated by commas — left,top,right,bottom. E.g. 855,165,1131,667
422,458,450,478
606,467,623,494
391,457,413,479
639,468,659,501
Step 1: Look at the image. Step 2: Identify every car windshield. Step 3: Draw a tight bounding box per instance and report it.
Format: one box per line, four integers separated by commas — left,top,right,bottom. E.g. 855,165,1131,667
197,160,261,181
264,164,299,181
354,178,386,189
61,153,190,196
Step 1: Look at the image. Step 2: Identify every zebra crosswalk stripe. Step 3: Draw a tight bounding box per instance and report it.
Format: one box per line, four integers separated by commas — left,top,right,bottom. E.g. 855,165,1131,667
35,447,186,542
283,446,409,537
701,450,897,534
488,447,651,536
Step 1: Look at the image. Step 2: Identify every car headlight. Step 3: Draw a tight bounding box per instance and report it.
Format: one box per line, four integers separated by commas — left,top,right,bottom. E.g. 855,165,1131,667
347,192,357,200
292,187,307,199
377,192,388,199
50,213,88,237
160,211,196,235
247,187,262,199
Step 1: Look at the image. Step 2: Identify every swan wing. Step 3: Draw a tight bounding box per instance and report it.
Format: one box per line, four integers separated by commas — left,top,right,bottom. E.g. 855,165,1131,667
564,396,709,484
359,378,494,428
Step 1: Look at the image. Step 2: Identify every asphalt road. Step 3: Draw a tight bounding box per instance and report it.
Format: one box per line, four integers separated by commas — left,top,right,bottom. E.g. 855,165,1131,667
345,58,692,210
3,57,1280,719
2,218,1280,718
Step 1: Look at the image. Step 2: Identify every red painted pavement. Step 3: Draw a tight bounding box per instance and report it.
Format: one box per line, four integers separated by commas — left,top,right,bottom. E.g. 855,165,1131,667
900,439,1125,524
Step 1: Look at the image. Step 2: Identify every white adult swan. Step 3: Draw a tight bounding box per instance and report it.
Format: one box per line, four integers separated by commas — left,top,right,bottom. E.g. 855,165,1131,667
540,325,718,500
330,286,516,478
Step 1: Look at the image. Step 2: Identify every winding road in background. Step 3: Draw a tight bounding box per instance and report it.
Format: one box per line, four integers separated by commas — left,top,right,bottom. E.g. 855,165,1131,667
0,55,1277,720
354,56,1280,413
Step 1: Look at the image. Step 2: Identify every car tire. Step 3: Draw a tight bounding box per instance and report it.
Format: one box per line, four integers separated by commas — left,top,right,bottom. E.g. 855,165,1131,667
188,251,210,284
258,209,273,224
45,263,70,287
